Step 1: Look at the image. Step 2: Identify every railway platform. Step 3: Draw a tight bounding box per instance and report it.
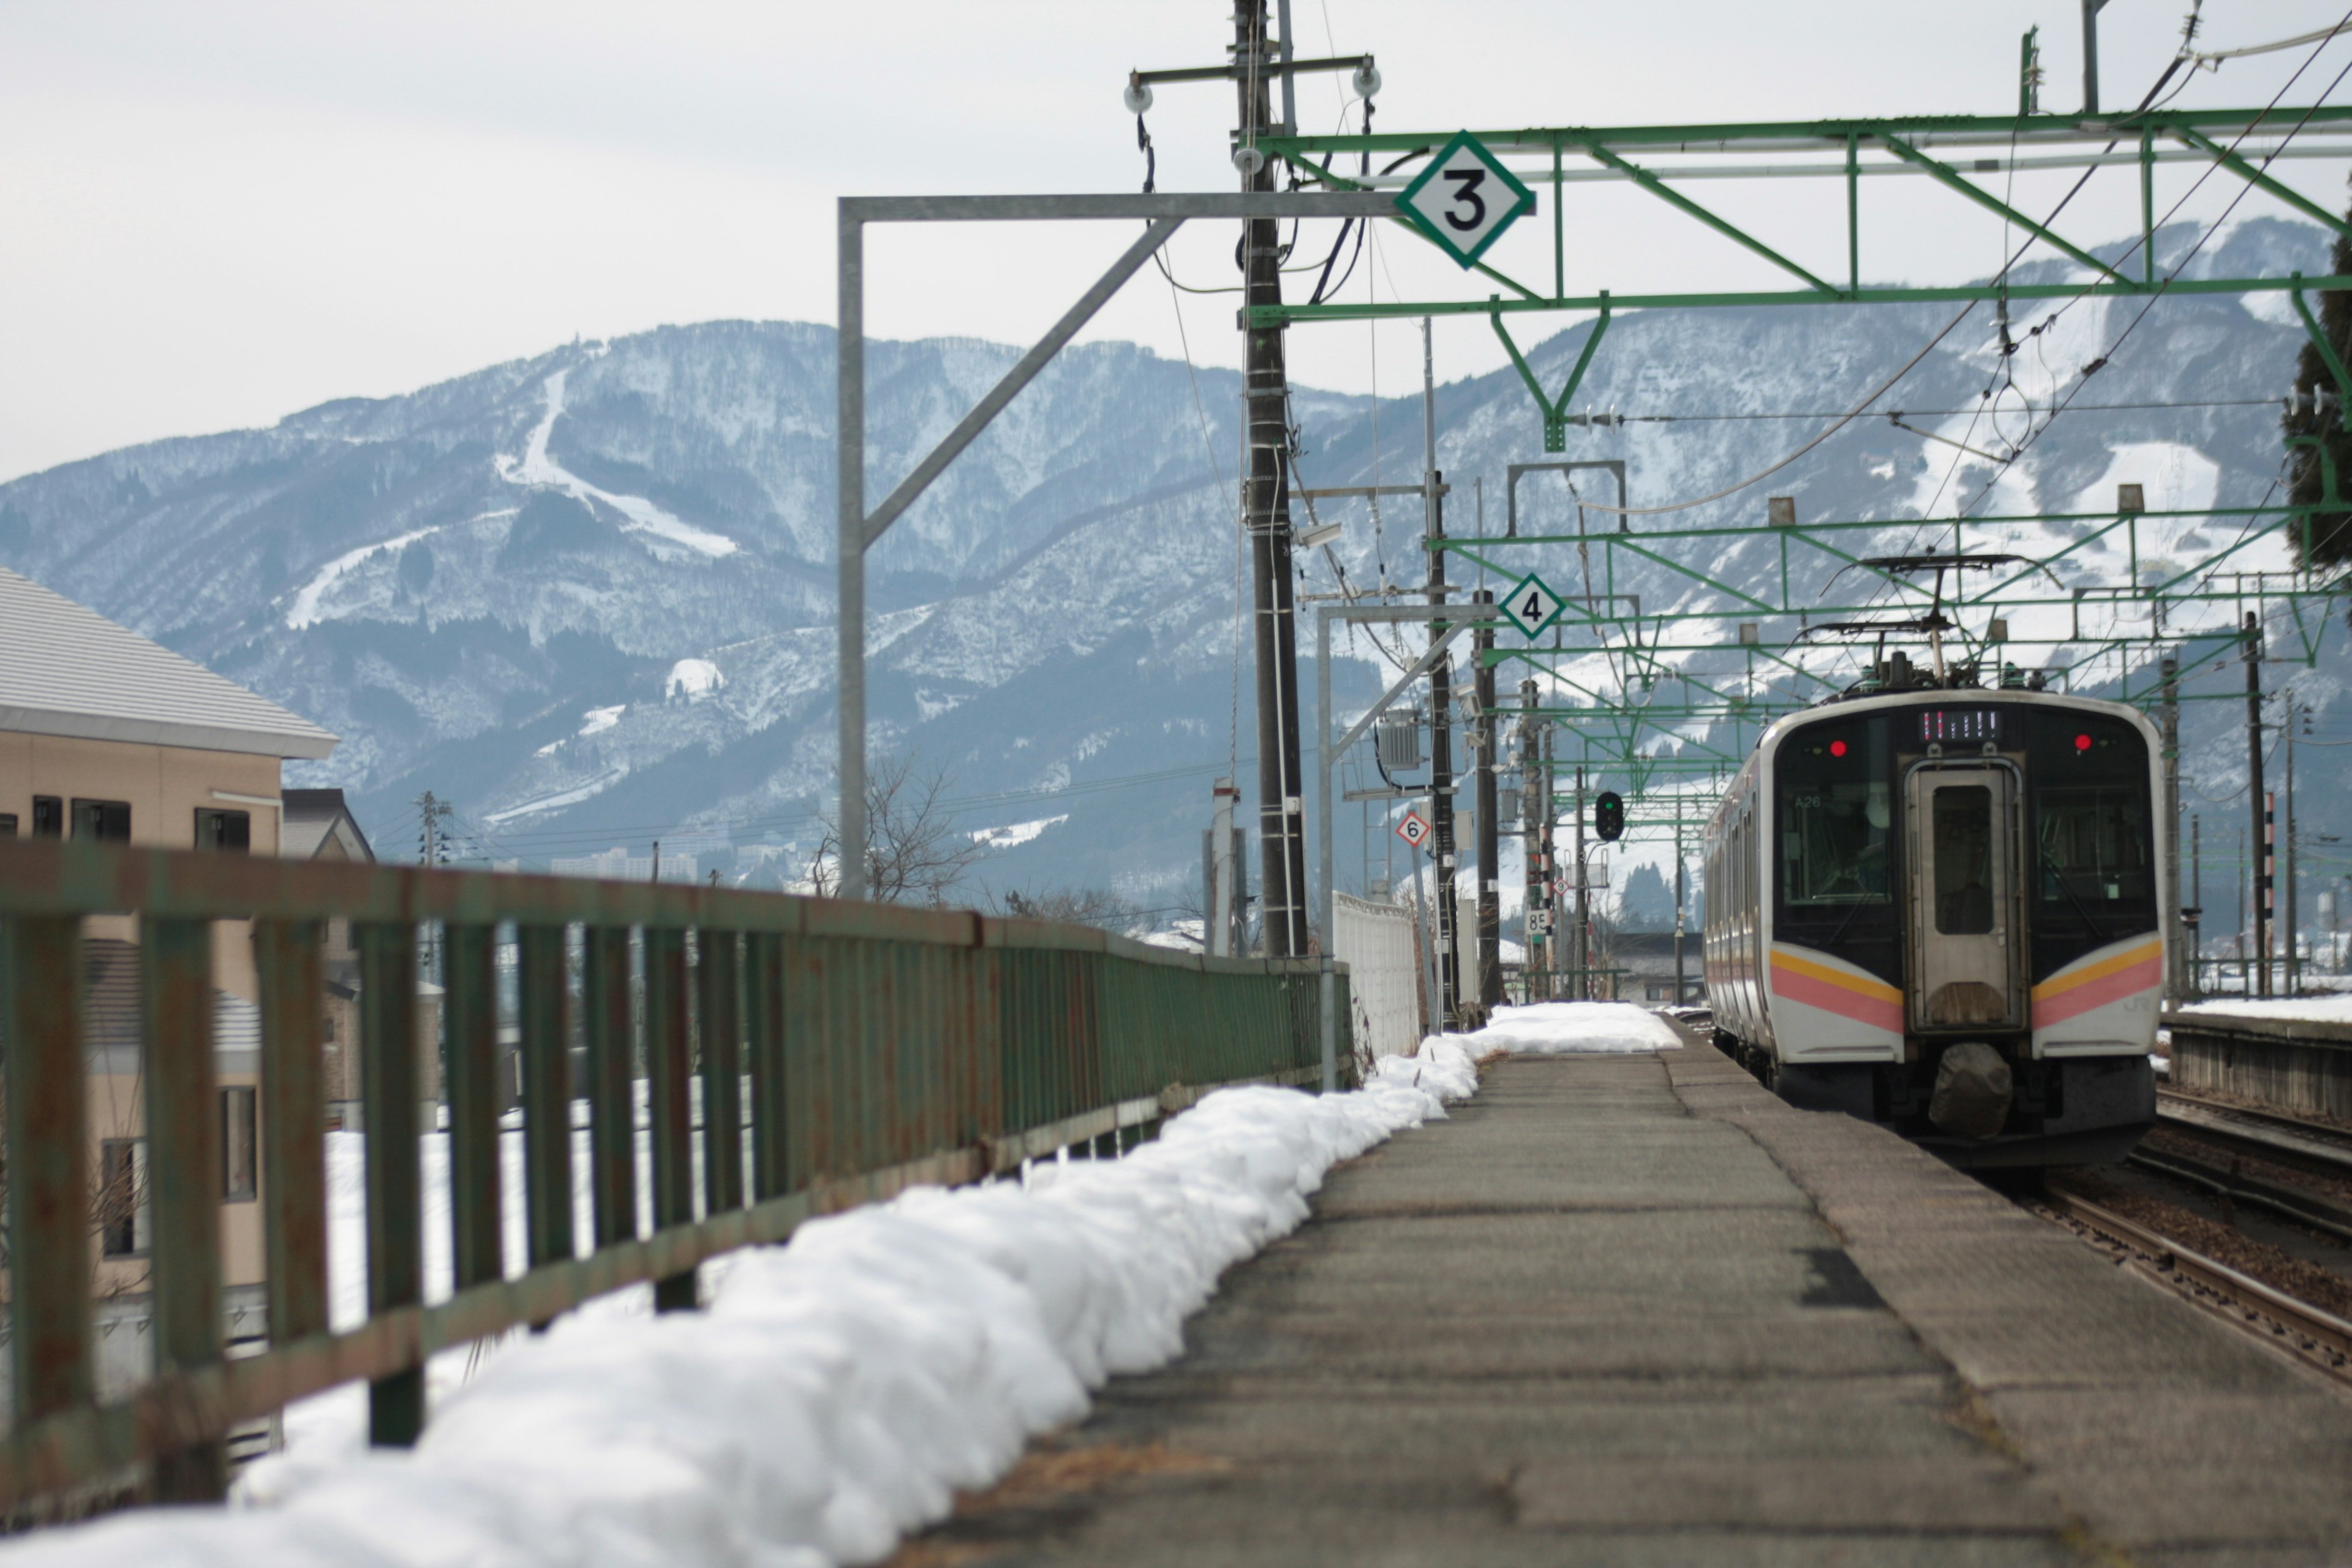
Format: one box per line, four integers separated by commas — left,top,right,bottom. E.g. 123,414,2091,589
899,1036,2352,1566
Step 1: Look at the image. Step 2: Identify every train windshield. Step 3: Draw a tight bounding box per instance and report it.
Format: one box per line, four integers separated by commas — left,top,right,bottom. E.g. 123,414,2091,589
2037,787,2152,907
2026,712,2157,935
1778,718,1890,907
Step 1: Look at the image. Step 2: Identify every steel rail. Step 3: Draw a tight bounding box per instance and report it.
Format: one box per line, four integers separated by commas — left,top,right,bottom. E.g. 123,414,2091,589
2041,1187,2352,1374
2157,1090,2352,1172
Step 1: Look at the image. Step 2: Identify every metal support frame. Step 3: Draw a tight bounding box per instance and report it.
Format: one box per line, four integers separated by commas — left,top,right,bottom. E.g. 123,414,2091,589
835,189,1385,897
1250,108,2352,337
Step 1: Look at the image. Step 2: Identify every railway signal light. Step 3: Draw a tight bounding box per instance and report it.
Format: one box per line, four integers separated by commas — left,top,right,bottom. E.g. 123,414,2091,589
1594,790,1625,843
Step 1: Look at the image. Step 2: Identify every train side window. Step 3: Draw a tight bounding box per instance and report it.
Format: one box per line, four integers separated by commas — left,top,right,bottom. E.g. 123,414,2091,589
0,813,15,837
32,796,62,837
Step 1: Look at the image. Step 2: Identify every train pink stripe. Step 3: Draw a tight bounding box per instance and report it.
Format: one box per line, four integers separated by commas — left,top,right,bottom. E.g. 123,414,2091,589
1771,965,1903,1033
2031,954,2160,1029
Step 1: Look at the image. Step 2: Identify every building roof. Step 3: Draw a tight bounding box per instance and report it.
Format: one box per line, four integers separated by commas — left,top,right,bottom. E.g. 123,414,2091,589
0,566,336,759
282,788,375,862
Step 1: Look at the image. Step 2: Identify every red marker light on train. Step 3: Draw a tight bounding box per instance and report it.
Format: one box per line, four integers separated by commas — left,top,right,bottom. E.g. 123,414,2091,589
2074,733,2092,752
1828,740,1848,758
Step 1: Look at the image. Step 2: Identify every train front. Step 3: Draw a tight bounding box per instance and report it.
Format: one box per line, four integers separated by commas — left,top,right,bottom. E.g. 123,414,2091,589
1759,690,2162,1169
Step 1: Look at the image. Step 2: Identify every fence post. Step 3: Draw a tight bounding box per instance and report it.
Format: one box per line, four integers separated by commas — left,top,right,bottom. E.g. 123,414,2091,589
583,927,636,1249
442,924,502,1294
698,930,743,1216
747,932,789,1200
141,916,224,1499
255,921,329,1347
359,921,423,1446
644,926,695,1311
3,917,92,1428
519,924,573,1274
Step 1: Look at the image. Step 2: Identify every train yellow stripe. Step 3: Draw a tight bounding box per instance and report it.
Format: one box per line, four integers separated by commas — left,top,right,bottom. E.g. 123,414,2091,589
1770,948,1901,1003
2030,938,2162,1002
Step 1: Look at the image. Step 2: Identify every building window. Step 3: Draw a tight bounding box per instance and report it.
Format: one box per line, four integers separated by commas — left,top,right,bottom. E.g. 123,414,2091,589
99,1139,149,1257
31,796,62,838
194,808,251,853
222,1086,257,1202
70,799,131,842
0,813,15,837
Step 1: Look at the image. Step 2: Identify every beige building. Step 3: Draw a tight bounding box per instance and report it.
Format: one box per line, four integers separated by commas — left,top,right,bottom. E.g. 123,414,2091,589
0,565,341,1394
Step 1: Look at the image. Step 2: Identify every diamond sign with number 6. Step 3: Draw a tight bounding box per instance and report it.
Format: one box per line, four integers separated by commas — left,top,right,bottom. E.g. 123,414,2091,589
1394,809,1431,851
1500,572,1564,639
1394,130,1536,269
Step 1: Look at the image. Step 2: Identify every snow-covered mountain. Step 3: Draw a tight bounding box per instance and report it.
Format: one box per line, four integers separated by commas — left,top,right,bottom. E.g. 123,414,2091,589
1,217,2340,920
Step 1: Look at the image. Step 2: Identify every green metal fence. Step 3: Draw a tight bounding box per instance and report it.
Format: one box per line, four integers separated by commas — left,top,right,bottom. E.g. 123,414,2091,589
0,839,1349,1510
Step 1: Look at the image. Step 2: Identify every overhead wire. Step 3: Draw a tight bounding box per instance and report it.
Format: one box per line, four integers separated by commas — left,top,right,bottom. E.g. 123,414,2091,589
1954,15,2352,518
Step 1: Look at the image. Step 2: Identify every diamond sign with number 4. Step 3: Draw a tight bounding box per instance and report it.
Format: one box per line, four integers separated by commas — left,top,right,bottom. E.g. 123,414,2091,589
1394,810,1431,852
1394,130,1536,269
1500,572,1565,639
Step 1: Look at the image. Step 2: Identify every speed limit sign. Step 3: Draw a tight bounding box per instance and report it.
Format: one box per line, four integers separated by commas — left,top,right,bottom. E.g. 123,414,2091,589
1394,809,1431,851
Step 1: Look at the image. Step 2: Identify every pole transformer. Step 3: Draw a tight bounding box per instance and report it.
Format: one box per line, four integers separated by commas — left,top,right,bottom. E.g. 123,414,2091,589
1236,0,1309,956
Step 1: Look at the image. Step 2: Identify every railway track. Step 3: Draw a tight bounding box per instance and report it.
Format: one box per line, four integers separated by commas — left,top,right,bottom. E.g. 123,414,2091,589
2036,1183,2352,1385
2131,1090,2352,1242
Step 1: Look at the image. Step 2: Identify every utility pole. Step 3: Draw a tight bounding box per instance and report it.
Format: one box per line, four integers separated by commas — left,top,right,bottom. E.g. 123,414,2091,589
1235,0,1309,957
1473,590,1501,1013
2236,826,2248,998
1674,816,1687,1006
2285,695,2300,996
2244,612,2269,997
1422,318,1460,1023
2160,655,2184,1002
1520,678,1543,998
1572,765,1588,1000
2189,812,2203,999
415,790,451,869
2081,0,2109,115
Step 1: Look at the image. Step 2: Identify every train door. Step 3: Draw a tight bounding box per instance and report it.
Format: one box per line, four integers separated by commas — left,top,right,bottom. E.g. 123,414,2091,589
1903,767,2024,1030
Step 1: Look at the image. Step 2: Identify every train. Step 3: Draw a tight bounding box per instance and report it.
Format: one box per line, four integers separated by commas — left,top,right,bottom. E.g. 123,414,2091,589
1701,668,2162,1169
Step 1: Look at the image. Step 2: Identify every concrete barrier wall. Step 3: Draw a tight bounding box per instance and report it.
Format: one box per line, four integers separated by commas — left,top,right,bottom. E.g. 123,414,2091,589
1335,891,1421,1061
2167,1011,2352,1123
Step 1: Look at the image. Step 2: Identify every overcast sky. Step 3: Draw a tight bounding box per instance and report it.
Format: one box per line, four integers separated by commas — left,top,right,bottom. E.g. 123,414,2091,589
2,1,2350,481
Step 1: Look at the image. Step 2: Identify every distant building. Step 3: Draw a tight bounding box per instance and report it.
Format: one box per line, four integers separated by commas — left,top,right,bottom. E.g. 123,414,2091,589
0,565,340,1396
552,845,701,883
282,790,376,1128
1596,929,1700,1005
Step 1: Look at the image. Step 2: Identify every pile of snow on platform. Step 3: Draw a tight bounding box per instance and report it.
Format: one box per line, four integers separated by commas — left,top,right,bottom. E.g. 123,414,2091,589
1471,1000,1684,1055
2,1039,1482,1568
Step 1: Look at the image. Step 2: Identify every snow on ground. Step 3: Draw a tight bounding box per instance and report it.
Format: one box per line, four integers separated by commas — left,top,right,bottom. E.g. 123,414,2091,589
970,815,1068,849
282,524,442,630
666,658,725,701
499,369,739,559
4,1038,1483,1568
1469,1000,1684,1055
2176,994,2352,1024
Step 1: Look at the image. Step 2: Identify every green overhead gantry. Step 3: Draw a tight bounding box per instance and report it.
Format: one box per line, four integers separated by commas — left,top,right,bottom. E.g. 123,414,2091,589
1256,107,2352,452
1277,98,2352,907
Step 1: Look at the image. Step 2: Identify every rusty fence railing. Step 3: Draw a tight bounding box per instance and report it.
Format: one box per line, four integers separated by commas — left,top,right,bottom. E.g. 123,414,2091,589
0,840,1348,1512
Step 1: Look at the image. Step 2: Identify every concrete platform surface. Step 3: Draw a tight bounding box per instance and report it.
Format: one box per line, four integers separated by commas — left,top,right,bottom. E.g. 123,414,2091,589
894,1039,2352,1566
